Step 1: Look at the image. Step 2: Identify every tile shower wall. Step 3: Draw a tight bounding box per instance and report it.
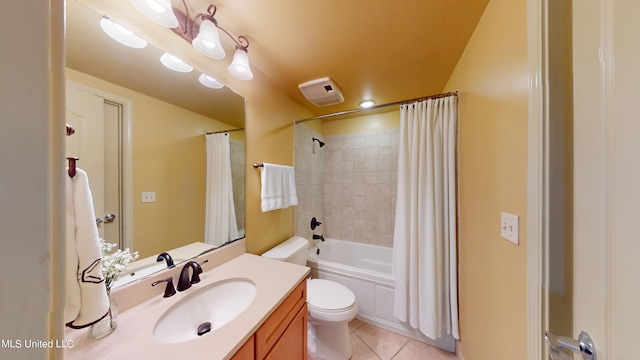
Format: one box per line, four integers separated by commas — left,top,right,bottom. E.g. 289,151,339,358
323,129,398,247
294,124,399,248
294,124,325,242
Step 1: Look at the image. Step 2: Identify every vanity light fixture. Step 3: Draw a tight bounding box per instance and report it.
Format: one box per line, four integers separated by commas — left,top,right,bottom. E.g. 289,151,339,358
198,73,224,89
227,47,253,80
99,17,148,49
129,0,178,28
130,0,253,80
359,99,376,108
160,52,193,72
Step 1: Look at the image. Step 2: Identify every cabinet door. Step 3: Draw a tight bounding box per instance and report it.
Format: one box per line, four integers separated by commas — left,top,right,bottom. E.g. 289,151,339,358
231,335,255,360
256,280,307,359
264,304,308,360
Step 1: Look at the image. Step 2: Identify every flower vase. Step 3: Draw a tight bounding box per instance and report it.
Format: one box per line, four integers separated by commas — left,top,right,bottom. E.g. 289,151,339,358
88,294,118,340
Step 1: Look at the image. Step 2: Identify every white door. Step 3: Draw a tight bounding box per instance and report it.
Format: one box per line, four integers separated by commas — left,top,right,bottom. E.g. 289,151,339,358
66,85,105,237
571,0,640,358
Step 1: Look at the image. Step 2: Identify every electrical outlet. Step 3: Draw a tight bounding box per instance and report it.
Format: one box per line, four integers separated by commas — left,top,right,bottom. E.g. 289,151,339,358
142,192,155,203
500,212,519,245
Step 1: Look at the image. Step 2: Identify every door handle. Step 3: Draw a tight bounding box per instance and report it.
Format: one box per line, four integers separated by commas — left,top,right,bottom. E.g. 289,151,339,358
104,213,116,223
95,217,103,225
545,331,597,360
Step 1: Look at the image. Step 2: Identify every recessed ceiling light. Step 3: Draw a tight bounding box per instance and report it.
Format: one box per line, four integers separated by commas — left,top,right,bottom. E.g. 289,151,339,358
160,52,193,72
359,99,375,108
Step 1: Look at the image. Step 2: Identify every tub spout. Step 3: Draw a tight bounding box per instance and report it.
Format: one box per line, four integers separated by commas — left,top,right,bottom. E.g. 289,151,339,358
313,234,325,242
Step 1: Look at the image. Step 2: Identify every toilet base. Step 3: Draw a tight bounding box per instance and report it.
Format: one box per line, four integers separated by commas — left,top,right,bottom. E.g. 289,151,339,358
308,320,352,360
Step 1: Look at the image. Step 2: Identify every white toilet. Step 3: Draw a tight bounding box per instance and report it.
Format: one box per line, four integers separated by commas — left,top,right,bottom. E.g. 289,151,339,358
262,236,358,360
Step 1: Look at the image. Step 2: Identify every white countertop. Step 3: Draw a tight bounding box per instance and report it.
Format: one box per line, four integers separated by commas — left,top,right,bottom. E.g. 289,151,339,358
64,253,310,360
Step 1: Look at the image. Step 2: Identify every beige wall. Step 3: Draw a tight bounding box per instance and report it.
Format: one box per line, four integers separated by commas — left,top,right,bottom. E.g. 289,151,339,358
323,110,400,136
215,67,312,255
67,69,235,259
443,0,529,358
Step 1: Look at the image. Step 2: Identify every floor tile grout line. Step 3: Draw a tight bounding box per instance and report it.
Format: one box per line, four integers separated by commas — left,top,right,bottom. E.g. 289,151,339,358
353,330,382,360
389,338,410,360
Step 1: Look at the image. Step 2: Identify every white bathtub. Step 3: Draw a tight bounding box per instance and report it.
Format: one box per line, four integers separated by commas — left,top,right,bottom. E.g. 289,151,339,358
307,238,455,352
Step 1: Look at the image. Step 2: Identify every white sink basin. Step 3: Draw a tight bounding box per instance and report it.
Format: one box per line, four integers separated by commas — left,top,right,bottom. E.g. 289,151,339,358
153,278,257,343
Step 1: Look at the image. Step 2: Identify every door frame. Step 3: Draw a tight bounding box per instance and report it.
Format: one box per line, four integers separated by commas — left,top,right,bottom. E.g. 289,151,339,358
526,0,548,358
527,0,612,358
66,80,134,251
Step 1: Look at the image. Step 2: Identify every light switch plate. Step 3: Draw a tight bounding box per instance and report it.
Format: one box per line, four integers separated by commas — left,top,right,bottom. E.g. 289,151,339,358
501,212,519,245
142,192,155,203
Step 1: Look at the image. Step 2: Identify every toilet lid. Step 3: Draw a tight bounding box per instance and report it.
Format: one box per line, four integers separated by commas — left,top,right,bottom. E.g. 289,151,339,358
307,279,356,312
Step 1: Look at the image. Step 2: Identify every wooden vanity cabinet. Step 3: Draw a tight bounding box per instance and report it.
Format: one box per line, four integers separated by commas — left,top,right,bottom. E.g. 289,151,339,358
231,335,255,360
231,279,307,360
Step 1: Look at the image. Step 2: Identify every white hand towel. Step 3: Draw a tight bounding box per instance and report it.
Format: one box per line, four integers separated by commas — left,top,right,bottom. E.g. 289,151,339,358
64,168,110,329
260,163,298,212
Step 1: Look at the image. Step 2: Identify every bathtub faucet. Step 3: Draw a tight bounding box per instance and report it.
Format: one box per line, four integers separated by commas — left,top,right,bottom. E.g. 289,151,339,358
313,234,325,242
311,217,322,230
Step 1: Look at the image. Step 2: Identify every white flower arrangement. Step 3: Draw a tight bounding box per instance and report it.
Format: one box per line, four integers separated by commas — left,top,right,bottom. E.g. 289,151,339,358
100,238,139,292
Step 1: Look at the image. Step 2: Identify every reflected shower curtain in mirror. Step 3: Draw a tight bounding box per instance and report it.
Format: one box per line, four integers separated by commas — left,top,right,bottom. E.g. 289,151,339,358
205,133,239,246
392,95,459,340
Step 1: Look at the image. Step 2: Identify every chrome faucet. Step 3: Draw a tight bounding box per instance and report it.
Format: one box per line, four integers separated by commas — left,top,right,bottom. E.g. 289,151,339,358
156,252,175,268
176,261,203,292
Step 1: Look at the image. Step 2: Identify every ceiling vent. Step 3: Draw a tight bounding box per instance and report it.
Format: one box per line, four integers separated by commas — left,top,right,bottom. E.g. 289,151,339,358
298,77,344,107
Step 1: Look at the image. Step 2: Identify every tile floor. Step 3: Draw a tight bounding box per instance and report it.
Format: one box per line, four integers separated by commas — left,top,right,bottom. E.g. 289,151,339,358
309,318,457,360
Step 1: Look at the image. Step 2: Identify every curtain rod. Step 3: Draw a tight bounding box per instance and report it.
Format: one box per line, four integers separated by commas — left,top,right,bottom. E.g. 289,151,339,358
206,128,245,135
294,90,459,124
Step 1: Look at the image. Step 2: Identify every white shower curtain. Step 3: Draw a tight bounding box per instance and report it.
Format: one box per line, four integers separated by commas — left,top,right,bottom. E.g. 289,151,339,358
392,96,459,340
205,133,239,246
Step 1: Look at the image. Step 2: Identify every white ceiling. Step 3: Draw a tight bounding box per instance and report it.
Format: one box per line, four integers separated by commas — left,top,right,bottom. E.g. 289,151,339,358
67,0,489,119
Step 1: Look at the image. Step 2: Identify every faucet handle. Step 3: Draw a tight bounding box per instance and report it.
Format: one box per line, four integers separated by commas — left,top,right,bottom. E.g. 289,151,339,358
152,277,176,298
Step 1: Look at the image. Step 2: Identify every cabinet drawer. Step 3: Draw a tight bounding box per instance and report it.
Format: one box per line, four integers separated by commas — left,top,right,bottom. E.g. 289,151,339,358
255,279,306,359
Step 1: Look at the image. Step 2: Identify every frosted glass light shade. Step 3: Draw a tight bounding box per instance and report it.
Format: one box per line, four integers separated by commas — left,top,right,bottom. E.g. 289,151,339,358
198,73,224,89
359,99,375,108
192,19,226,60
129,0,178,28
99,18,148,48
160,52,193,72
227,49,253,80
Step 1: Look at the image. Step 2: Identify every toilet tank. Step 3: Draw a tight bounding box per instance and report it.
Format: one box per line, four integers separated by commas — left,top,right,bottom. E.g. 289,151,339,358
262,236,309,266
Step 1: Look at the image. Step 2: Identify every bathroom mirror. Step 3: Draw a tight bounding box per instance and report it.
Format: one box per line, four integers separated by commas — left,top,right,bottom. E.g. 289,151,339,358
65,0,246,287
